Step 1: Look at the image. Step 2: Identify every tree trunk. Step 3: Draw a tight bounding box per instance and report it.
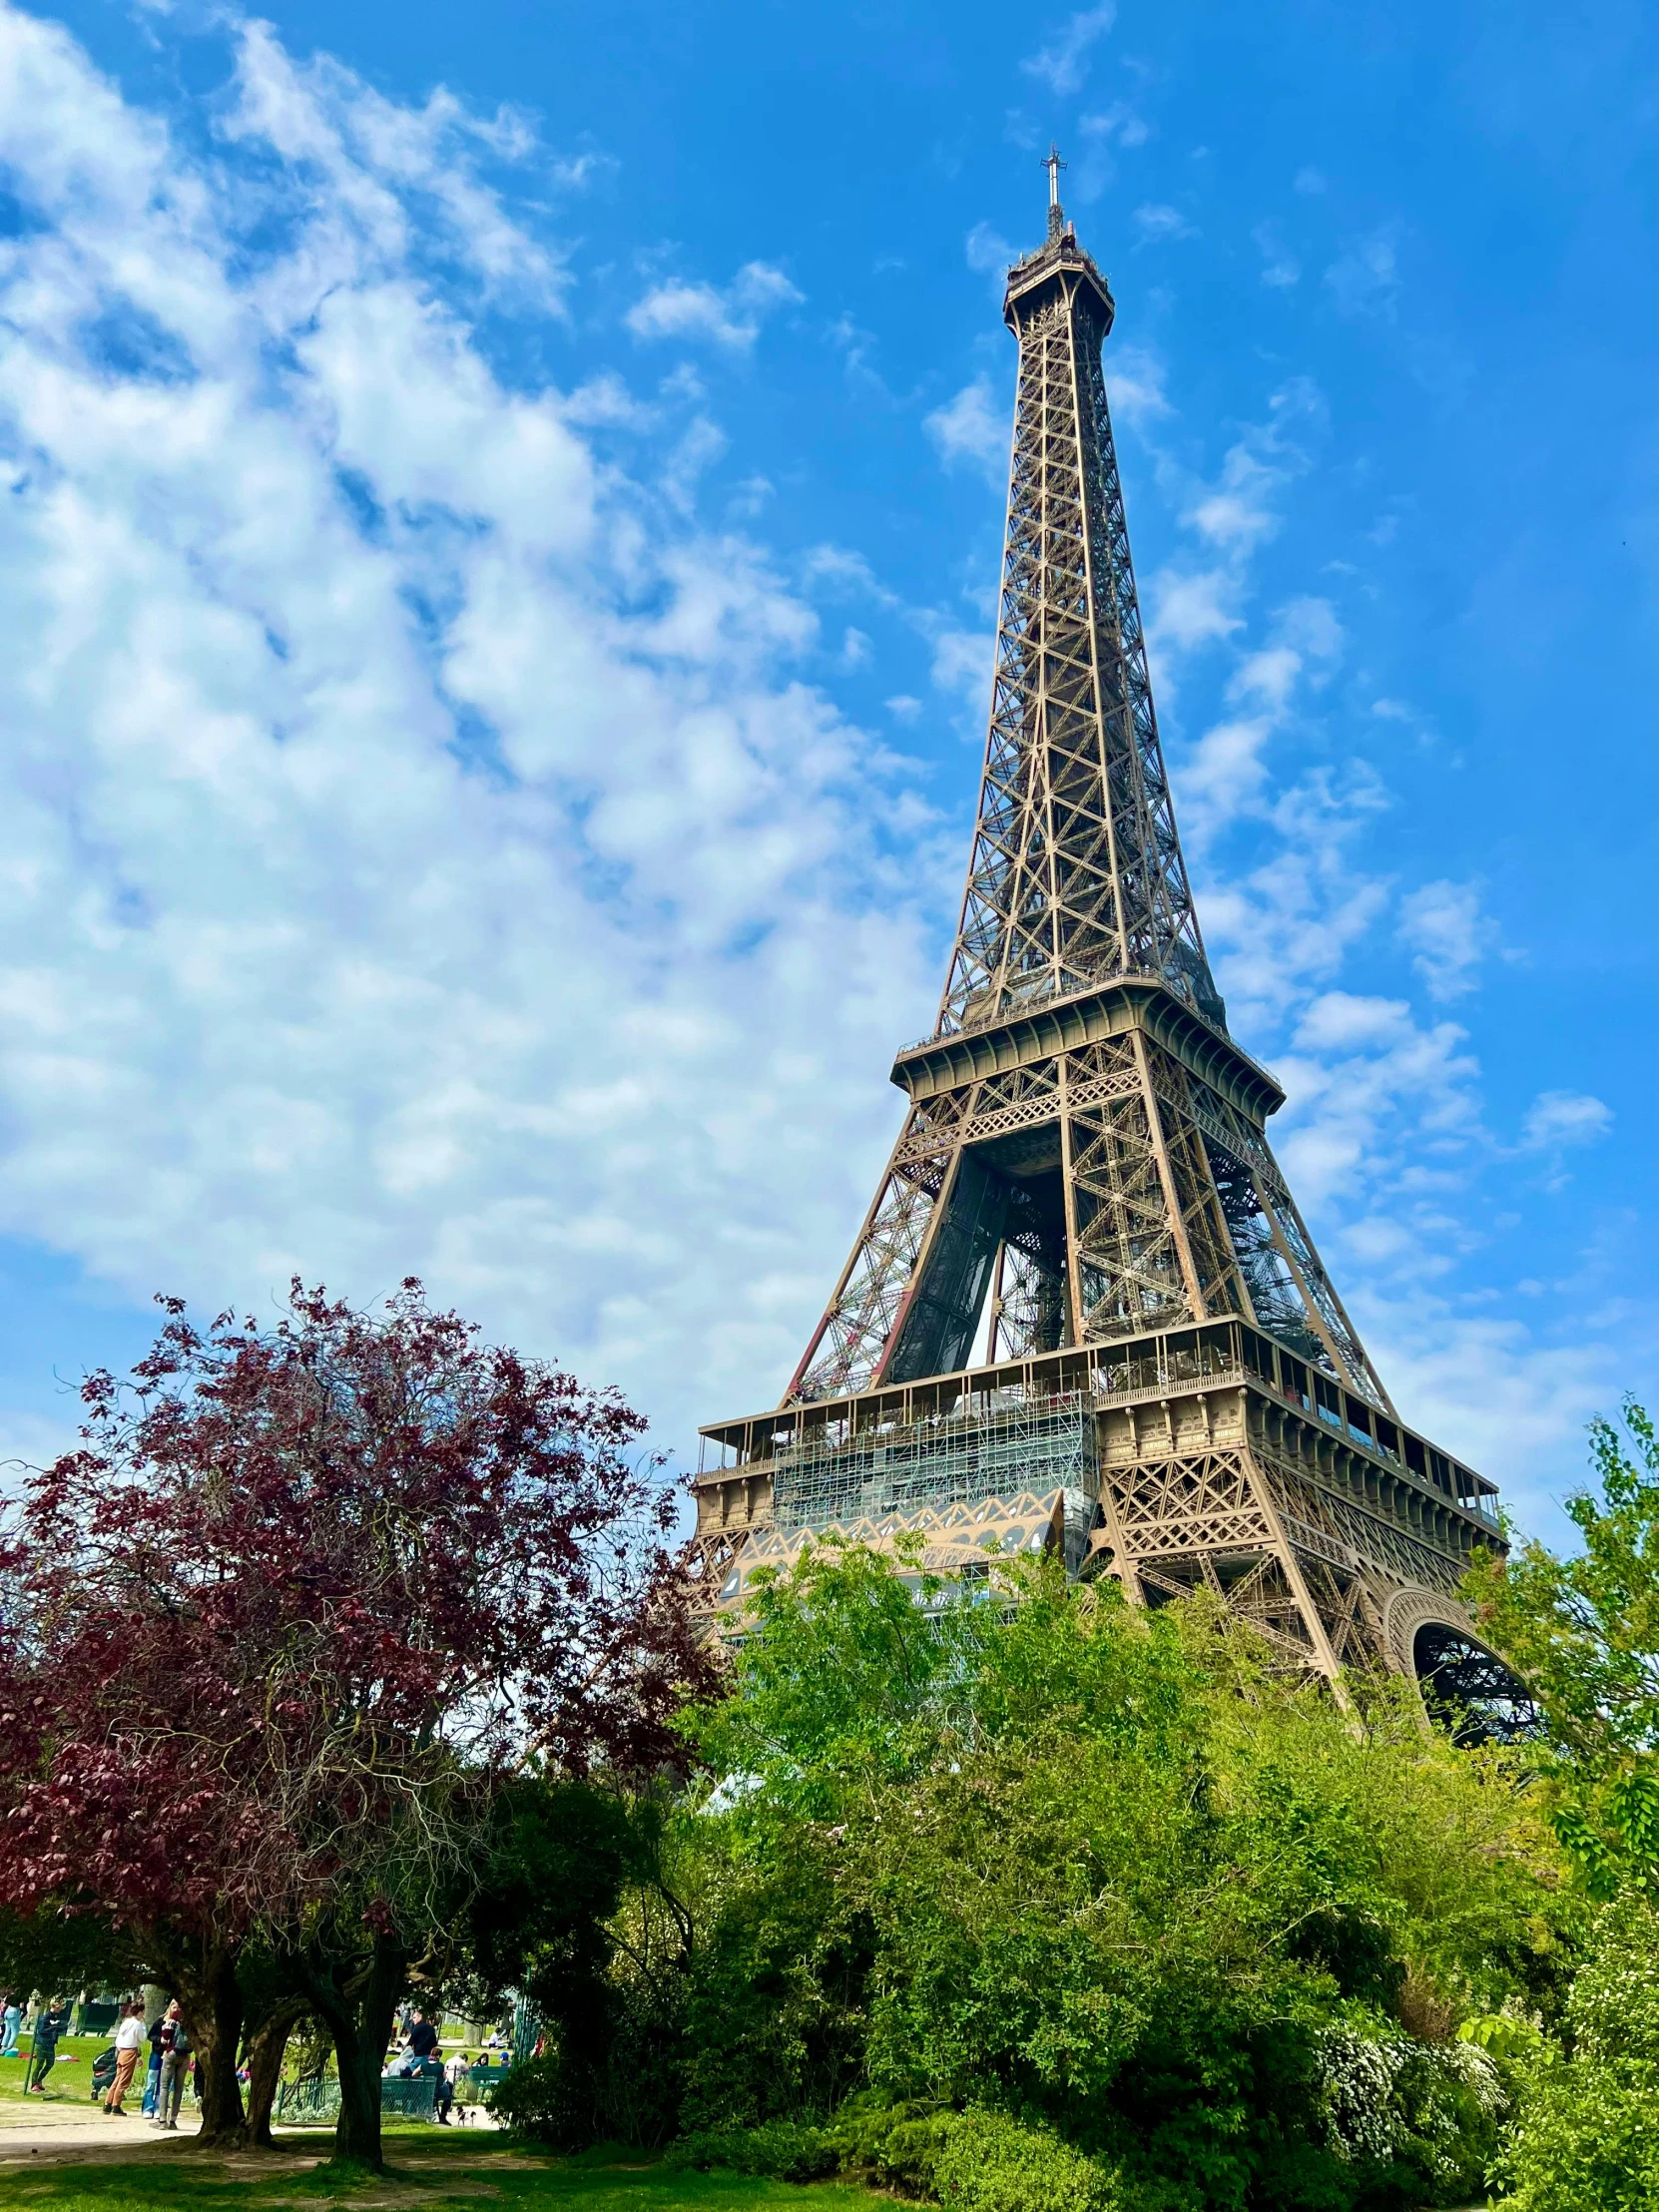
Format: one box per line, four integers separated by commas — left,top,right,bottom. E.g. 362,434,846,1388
162,1940,246,2149
241,1996,308,2149
300,1931,407,2172
332,2023,386,2169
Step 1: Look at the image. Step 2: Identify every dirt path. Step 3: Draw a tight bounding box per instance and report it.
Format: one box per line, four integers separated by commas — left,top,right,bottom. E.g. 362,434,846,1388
0,2098,510,2196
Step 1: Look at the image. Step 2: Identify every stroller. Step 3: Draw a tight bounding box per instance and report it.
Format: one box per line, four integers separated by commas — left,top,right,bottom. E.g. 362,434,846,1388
90,2044,118,2101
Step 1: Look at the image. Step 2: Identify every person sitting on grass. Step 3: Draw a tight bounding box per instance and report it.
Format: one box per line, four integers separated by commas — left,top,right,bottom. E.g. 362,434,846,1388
23,1997,71,2093
104,1999,146,2116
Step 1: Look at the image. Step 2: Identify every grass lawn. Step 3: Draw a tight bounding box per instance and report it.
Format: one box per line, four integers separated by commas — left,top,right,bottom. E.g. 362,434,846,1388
0,2036,113,2104
1,2132,875,2212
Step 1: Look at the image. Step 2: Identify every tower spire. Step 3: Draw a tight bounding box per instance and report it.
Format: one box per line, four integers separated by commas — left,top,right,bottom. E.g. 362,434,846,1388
1043,144,1067,240
691,194,1507,1692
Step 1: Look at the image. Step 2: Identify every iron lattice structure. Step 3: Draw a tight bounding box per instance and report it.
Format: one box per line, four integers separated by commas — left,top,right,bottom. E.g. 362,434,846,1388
692,177,1504,1681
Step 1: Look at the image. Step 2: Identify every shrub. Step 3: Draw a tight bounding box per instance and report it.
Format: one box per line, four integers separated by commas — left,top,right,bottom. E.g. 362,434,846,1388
1496,1891,1659,2212
486,2054,571,2145
827,2092,962,2193
666,2120,839,2182
1311,2025,1506,2208
933,2109,1121,2212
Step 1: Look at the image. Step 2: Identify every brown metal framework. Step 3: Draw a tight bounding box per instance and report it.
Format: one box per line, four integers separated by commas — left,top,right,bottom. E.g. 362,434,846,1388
691,183,1504,1676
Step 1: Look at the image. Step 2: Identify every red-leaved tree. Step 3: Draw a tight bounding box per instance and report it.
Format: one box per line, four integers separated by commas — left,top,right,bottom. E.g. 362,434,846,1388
0,1281,712,2165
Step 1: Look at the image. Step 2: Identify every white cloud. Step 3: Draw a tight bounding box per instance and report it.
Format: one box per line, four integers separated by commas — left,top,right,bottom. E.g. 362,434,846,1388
1252,222,1300,288
1071,101,1149,200
0,2,937,1457
1228,596,1342,714
1187,444,1285,549
1104,340,1172,433
1522,1090,1614,1150
1020,3,1117,96
1325,228,1401,319
1080,101,1148,150
1397,878,1496,1001
626,260,801,349
1361,1299,1618,1518
1146,568,1243,655
964,220,1017,302
924,376,1007,482
930,629,994,715
1177,718,1273,835
1132,202,1197,245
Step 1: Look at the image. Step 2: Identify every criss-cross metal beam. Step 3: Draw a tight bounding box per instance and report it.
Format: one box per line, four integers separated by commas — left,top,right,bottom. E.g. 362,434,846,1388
696,180,1502,1684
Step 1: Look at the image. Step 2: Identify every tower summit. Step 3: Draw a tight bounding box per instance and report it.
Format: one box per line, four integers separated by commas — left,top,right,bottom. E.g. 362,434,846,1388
692,176,1504,1683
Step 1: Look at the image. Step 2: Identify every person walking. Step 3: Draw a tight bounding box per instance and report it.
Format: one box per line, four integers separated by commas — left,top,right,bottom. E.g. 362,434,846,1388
23,1997,71,2093
0,1992,19,2057
154,2007,192,2131
104,2000,146,2116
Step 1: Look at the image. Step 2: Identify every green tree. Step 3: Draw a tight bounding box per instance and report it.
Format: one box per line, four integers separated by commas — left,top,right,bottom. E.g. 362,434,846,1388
671,1548,1565,2210
1465,1398,1659,1770
1464,1400,1659,2210
1494,1889,1659,2212
1464,1396,1659,1889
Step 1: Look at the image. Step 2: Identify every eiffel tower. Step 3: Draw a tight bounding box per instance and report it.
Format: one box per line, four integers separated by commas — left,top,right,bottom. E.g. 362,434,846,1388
692,160,1505,1684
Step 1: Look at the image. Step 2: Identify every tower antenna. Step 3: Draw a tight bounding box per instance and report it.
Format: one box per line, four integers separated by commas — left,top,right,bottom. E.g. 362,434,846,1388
1043,144,1067,238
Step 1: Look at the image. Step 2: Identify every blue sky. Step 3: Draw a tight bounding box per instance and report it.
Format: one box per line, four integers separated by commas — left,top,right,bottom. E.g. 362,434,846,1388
0,0,1654,1543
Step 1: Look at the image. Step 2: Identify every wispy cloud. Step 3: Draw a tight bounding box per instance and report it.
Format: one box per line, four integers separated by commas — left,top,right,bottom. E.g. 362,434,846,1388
1522,1090,1614,1149
1325,227,1401,319
929,628,995,715
1398,879,1497,1001
626,261,802,348
0,0,937,1461
1072,99,1149,199
924,376,1007,483
1252,221,1300,288
1081,100,1148,149
1133,202,1197,245
1147,567,1245,656
1020,3,1117,97
1105,340,1172,433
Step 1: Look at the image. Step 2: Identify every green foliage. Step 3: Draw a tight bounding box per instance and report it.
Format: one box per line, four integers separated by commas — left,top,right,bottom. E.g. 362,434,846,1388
679,1839,872,2131
0,1905,147,2001
1464,1400,1659,2208
666,2122,839,2181
932,2109,1122,2212
1495,1889,1659,2212
655,1548,1563,2209
665,2102,1122,2207
1458,2012,1543,2062
686,1537,981,1821
1466,1397,1659,1898
465,1779,691,2151
825,2093,962,2194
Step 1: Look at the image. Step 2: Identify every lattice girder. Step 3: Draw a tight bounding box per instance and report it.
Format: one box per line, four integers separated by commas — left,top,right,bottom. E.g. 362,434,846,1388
937,242,1221,1037
709,191,1502,1690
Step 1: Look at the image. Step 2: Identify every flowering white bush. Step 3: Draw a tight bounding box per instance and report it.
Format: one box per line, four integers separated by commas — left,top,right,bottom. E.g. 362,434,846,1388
1316,2024,1505,2195
1315,2030,1407,2164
